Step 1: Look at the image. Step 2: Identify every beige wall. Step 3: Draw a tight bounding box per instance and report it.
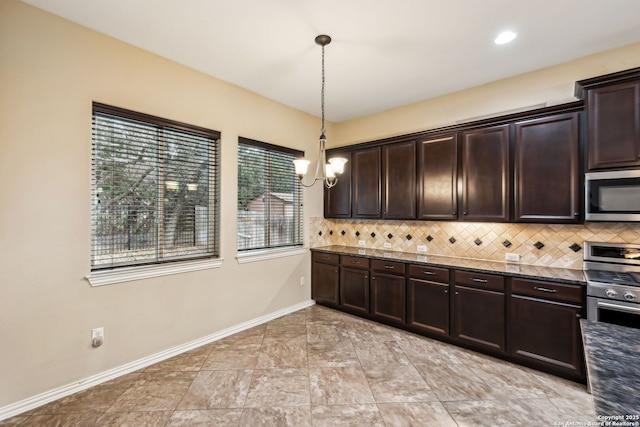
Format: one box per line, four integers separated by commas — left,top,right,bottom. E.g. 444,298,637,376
0,0,324,407
2,0,640,411
333,42,640,146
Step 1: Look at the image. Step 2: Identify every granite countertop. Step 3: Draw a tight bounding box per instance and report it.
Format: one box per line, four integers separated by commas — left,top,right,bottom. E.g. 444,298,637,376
311,245,586,285
580,320,640,418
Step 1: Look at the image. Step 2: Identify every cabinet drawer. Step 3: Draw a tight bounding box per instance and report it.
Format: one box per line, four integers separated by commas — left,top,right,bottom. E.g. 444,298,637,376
409,264,450,283
312,252,339,265
511,278,583,304
455,270,504,291
371,259,405,275
341,255,370,270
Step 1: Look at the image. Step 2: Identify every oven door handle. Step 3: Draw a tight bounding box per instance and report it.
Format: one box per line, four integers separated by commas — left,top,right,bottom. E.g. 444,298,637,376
597,301,640,314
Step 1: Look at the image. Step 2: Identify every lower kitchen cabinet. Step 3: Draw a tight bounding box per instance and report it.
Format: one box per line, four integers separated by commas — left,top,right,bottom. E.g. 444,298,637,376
310,250,586,381
407,265,451,337
508,278,584,379
371,259,406,324
311,252,340,307
451,271,506,352
339,256,370,315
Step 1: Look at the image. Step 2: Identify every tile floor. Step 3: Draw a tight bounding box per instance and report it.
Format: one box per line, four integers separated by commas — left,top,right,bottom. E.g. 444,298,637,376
2,305,596,426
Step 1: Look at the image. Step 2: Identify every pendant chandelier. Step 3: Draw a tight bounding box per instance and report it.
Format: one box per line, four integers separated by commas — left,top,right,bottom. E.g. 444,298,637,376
293,35,347,188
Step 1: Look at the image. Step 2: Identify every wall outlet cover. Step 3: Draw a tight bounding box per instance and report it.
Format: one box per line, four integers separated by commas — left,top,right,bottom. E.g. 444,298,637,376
358,240,366,246
505,253,520,262
383,243,392,249
417,245,427,253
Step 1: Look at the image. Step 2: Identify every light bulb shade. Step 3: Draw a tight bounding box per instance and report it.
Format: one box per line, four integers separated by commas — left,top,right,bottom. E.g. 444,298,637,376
328,157,348,174
293,159,311,176
325,163,336,178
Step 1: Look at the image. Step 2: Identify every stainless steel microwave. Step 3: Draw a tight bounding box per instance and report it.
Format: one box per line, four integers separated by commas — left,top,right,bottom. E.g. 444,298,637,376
585,170,640,221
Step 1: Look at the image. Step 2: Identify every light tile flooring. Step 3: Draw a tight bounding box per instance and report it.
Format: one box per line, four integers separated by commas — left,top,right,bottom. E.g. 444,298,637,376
2,305,596,426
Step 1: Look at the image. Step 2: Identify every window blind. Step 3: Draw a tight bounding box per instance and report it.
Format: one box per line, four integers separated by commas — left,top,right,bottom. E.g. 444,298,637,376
91,103,220,270
237,137,303,251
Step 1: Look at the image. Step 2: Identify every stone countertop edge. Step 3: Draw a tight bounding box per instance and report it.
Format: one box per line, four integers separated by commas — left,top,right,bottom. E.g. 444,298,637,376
311,245,586,285
580,320,640,417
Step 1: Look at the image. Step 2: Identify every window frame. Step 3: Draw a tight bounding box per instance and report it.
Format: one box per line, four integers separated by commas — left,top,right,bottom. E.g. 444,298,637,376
89,102,221,280
236,137,305,260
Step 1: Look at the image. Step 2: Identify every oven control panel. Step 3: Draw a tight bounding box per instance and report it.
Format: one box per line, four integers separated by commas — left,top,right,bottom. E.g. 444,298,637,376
588,281,638,302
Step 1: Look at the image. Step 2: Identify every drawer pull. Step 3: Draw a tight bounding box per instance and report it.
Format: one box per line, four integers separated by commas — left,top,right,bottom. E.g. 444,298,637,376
471,278,488,283
384,265,395,269
322,255,330,259
534,286,557,293
423,271,436,275
352,261,360,264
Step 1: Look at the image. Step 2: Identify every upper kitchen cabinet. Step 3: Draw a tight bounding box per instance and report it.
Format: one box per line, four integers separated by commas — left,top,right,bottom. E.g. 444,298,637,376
460,125,510,222
576,68,640,171
382,140,416,219
417,134,458,220
324,151,352,218
514,112,581,223
352,146,381,218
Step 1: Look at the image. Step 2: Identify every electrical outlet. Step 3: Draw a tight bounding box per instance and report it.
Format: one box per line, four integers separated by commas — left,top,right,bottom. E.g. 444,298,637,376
91,327,104,348
383,242,392,249
358,240,366,246
300,276,305,286
417,245,427,253
505,253,520,262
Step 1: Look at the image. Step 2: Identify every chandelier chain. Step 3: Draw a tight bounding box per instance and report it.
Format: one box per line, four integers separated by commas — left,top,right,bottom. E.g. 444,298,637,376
321,44,325,137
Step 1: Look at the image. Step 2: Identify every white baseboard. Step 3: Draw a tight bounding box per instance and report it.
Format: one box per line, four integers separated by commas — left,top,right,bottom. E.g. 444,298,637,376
0,299,315,421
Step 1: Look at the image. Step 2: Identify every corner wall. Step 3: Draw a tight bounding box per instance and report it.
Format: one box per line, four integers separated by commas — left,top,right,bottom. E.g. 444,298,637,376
0,0,323,408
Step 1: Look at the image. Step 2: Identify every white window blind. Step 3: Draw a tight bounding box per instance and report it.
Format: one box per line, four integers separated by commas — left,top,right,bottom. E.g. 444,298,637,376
237,137,303,251
91,103,220,270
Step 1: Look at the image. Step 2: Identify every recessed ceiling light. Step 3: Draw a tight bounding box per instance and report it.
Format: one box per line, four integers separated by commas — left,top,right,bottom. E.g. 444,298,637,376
494,30,517,45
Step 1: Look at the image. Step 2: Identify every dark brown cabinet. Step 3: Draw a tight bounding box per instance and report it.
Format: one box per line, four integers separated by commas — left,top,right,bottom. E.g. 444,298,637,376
451,271,505,352
585,81,640,170
352,147,381,218
407,265,450,337
460,125,510,222
417,134,458,220
508,278,584,379
311,252,340,307
339,256,370,314
324,151,352,218
370,260,406,324
514,112,581,222
382,141,416,219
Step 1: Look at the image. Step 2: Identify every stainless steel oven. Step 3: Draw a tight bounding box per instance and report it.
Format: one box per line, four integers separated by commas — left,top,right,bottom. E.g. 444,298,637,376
584,242,640,329
585,169,640,221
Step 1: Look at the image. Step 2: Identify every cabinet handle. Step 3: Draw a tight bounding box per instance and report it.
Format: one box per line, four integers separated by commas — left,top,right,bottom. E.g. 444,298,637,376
573,212,579,216
471,278,488,283
352,261,360,264
455,291,459,295
534,286,557,293
322,255,330,259
423,271,436,275
384,265,395,269
444,289,449,294
452,211,456,215
364,275,368,279
576,313,581,318
463,211,468,215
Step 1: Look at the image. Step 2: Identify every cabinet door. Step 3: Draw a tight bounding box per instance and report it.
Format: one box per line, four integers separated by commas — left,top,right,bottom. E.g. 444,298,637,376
514,113,580,222
382,141,416,219
371,273,406,324
461,125,510,222
587,81,640,170
312,261,339,307
417,134,458,220
407,279,449,337
340,267,369,314
352,147,381,218
324,151,352,218
452,285,505,352
508,295,583,377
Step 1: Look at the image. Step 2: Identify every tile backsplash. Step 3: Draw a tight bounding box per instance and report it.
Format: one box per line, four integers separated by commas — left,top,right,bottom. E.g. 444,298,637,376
309,217,640,270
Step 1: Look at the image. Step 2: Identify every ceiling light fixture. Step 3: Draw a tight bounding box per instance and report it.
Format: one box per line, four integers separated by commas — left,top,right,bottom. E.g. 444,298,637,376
293,35,347,188
494,30,517,45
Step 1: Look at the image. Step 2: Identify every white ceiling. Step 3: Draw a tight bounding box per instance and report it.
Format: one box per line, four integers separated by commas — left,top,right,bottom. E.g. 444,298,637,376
22,0,640,122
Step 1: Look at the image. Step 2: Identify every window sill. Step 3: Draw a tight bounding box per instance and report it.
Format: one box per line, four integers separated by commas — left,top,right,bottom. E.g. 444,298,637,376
236,247,308,264
86,258,224,287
